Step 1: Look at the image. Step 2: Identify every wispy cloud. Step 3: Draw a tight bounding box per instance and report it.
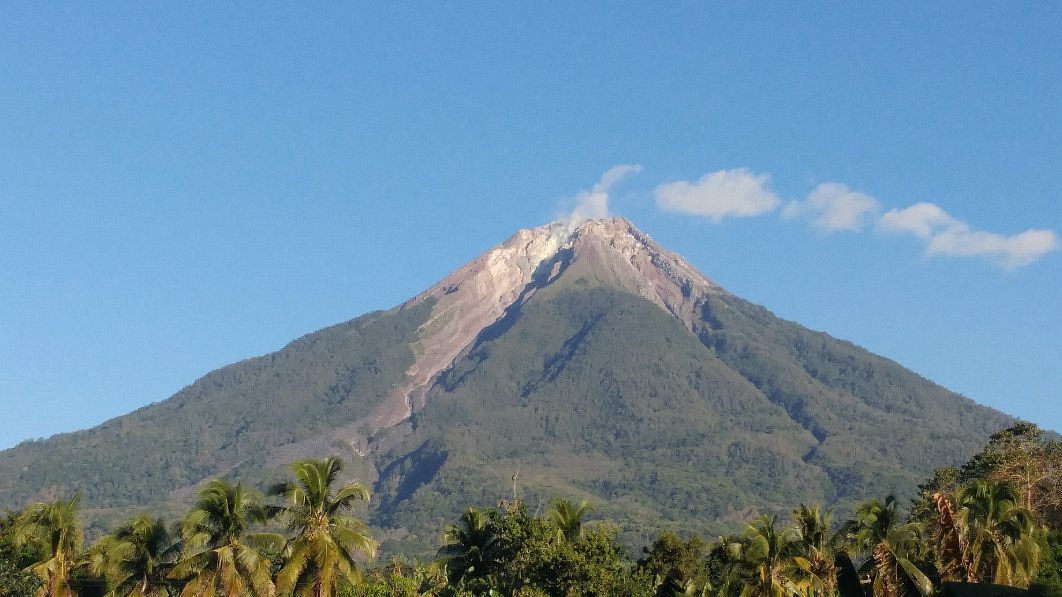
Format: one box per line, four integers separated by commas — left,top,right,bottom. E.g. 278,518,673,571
654,168,780,222
651,167,1057,268
565,164,642,226
782,182,880,232
878,203,1059,269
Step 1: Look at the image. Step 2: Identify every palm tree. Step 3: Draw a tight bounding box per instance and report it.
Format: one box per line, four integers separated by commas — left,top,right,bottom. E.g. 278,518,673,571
954,480,1040,587
705,535,748,597
10,494,83,597
408,561,448,597
268,456,377,597
435,507,500,587
169,479,281,597
843,496,932,597
930,490,973,583
793,504,838,597
737,514,811,597
546,498,593,543
86,515,180,597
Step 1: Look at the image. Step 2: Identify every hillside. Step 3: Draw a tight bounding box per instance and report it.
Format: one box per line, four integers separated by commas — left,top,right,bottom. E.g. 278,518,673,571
0,301,435,527
370,276,1011,553
0,217,1013,553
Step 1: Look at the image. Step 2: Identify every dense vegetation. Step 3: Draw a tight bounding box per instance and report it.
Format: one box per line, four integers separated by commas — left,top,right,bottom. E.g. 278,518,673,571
2,423,1058,597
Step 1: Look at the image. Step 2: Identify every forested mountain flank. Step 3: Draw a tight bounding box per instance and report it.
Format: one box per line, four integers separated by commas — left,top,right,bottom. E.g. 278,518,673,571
0,218,1014,554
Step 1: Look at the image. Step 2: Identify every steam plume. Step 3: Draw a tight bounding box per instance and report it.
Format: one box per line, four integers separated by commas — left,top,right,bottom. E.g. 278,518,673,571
564,164,642,228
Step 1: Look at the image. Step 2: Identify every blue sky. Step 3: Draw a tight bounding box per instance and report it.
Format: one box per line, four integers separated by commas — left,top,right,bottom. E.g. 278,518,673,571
2,4,1060,449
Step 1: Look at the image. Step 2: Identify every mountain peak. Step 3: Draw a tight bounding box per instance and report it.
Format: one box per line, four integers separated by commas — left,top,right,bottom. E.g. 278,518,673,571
562,216,725,307
353,218,727,436
0,215,1015,556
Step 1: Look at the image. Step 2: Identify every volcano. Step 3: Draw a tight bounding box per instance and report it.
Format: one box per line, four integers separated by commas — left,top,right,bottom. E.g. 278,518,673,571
0,217,1012,553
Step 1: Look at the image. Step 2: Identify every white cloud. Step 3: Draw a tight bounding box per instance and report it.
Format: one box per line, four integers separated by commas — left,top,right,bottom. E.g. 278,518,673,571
927,227,1059,269
654,168,780,222
782,182,880,232
877,202,959,239
878,202,1059,269
566,164,642,225
647,167,1058,269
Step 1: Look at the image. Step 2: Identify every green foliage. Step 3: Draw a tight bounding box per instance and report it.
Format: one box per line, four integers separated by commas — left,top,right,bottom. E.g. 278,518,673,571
433,503,654,596
0,426,1057,597
959,423,1062,528
793,504,840,596
546,499,593,543
436,507,500,588
0,541,40,597
705,534,747,596
916,423,1060,591
1031,531,1062,597
269,456,377,597
638,531,709,597
840,496,934,597
84,514,180,596
342,560,448,597
911,466,962,525
953,480,1041,587
10,494,84,597
736,514,813,597
169,479,280,597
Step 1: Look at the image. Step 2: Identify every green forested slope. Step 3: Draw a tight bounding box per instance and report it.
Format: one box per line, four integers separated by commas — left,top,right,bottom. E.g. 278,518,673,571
694,293,1012,499
0,300,434,516
374,283,820,546
0,264,1013,558
367,276,1012,556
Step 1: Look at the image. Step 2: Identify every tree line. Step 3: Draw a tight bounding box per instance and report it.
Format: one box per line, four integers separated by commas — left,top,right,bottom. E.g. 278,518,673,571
1,423,1059,597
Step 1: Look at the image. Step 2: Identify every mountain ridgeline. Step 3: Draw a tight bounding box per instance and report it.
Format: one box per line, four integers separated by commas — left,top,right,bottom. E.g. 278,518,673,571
0,217,1012,555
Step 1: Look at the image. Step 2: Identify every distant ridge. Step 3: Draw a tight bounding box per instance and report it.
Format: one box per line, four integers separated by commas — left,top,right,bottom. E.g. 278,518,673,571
0,217,1012,554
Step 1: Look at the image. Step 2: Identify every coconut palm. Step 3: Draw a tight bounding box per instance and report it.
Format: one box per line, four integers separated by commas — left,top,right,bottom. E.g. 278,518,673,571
546,498,593,543
435,507,500,587
793,504,838,597
10,494,83,597
408,561,448,596
843,496,932,597
169,479,281,597
737,514,811,597
705,535,749,597
86,515,180,597
268,456,377,597
930,489,973,583
955,480,1040,587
